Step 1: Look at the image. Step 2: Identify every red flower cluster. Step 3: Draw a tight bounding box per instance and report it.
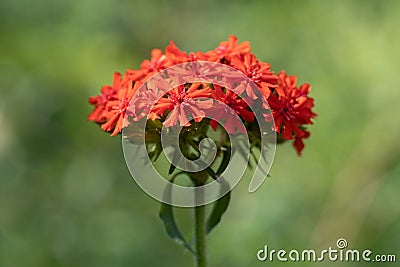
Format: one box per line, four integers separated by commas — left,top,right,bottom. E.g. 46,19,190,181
88,35,316,154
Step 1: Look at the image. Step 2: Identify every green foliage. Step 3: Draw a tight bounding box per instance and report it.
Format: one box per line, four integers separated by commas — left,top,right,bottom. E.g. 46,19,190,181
159,173,195,254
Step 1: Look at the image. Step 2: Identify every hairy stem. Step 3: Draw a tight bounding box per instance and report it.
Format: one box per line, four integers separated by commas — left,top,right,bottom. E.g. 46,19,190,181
195,187,207,267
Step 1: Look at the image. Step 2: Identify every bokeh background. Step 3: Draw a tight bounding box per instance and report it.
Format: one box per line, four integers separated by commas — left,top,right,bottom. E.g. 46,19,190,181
1,0,399,266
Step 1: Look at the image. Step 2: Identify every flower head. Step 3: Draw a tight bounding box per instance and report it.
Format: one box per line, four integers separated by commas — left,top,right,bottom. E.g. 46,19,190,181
88,36,317,155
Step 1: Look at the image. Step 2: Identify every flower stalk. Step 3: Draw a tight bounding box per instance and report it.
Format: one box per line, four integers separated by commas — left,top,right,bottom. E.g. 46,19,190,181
195,192,207,267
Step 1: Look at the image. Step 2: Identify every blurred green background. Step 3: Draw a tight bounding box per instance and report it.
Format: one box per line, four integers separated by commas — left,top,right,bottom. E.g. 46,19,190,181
1,0,399,266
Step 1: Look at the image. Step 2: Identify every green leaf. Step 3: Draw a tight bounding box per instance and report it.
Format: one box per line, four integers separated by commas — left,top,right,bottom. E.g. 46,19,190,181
159,173,195,254
168,163,177,175
206,147,231,234
168,149,180,175
217,147,230,175
237,143,253,169
206,189,230,234
205,166,218,180
159,204,195,254
168,148,182,175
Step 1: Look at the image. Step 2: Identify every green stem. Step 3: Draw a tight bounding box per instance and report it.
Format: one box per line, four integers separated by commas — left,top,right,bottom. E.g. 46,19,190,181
195,188,207,267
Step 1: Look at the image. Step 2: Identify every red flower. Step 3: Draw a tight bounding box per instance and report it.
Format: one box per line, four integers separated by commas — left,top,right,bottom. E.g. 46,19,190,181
153,83,213,127
126,49,172,83
129,87,161,121
141,49,172,72
209,85,255,134
202,35,251,63
230,53,277,99
293,129,310,156
268,71,316,154
99,80,134,136
165,41,200,63
128,77,172,121
88,72,121,123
